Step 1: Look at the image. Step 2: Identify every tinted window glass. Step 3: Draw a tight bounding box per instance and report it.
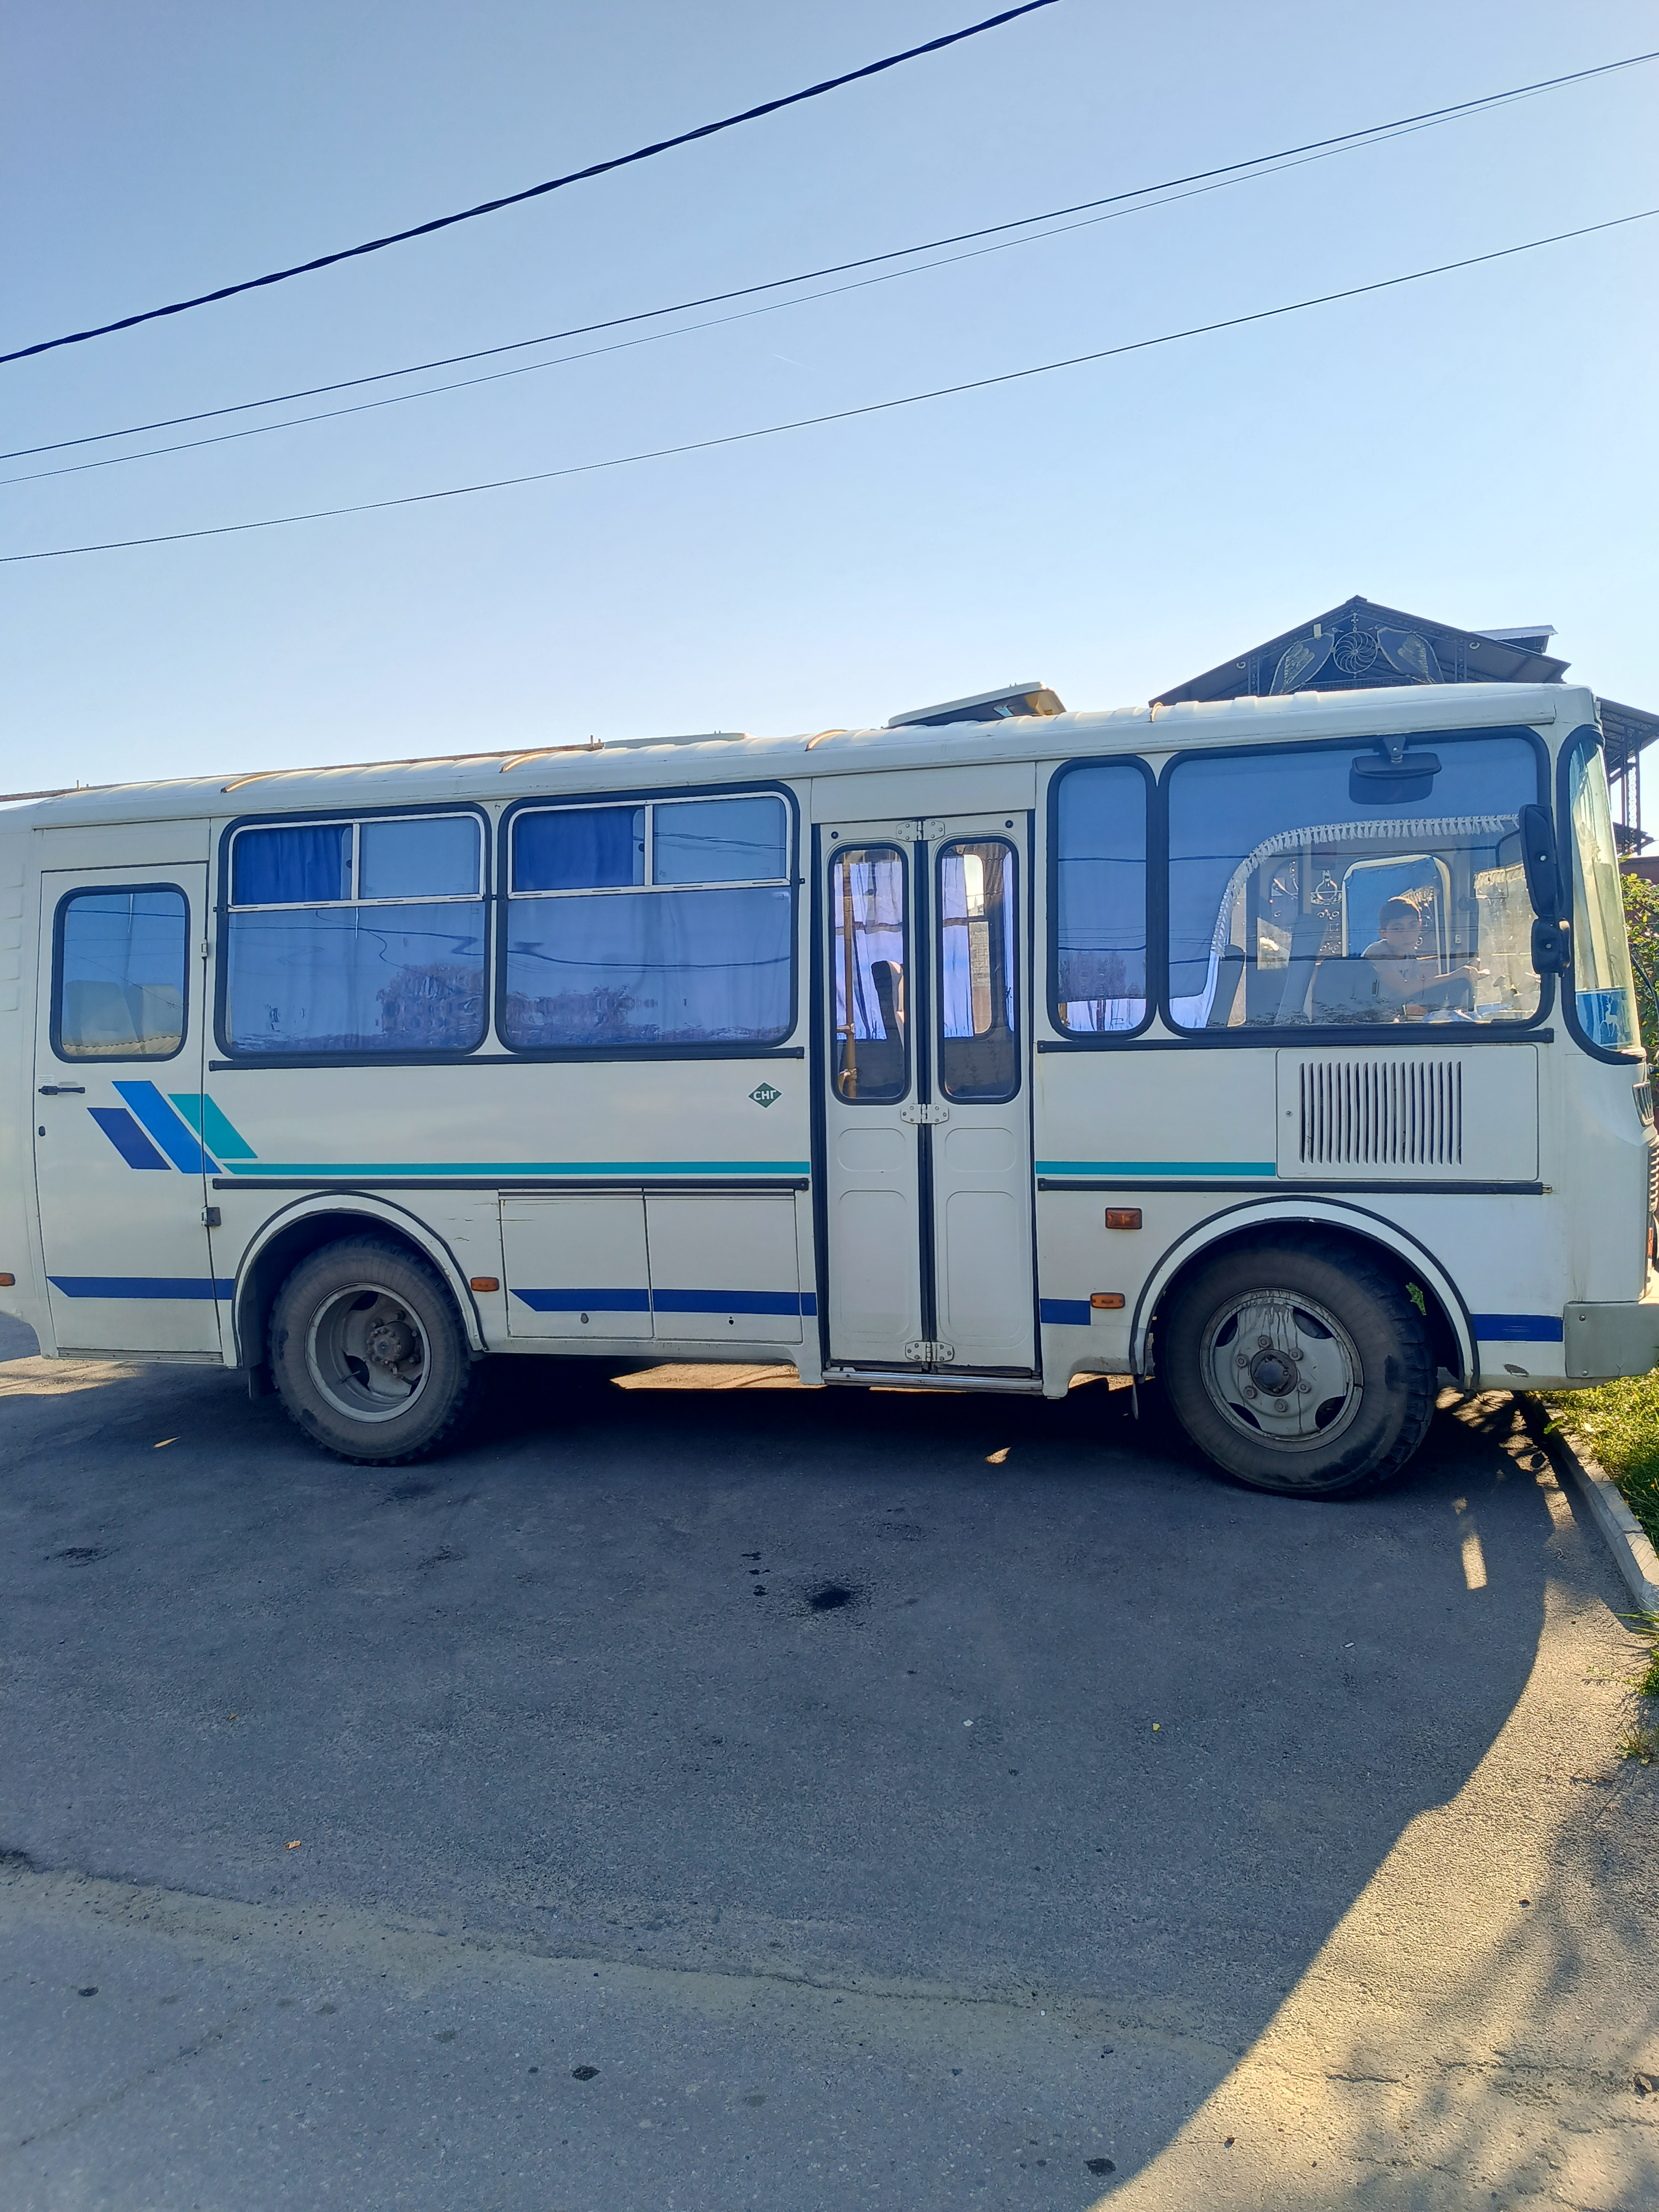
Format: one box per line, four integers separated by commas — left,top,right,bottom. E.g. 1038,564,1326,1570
503,886,792,1047
225,906,487,1055
358,815,480,899
831,847,908,1103
57,887,188,1059
232,824,352,905
938,841,1018,1100
1167,734,1543,1031
514,807,644,892
1054,764,1147,1031
654,795,788,884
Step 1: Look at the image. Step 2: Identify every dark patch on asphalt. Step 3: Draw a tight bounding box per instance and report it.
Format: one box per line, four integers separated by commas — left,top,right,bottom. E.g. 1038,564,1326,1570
808,1582,856,1612
51,1547,109,1564
1085,2156,1116,2174
416,1546,464,1571
571,2064,598,2080
76,1986,98,1997
382,1481,435,1503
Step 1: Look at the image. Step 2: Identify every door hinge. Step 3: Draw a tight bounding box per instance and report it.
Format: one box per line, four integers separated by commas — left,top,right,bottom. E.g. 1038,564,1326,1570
892,818,949,842
904,1340,955,1364
201,1206,221,1229
200,939,212,959
899,1103,950,1125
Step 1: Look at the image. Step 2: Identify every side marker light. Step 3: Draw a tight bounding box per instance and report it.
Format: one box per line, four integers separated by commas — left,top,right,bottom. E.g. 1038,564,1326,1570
1091,1292,1126,1310
1104,1208,1141,1231
470,1277,500,1293
0,1273,13,1287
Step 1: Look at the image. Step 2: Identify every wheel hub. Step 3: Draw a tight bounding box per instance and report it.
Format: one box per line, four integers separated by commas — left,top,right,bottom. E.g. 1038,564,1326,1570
1201,1292,1362,1451
305,1283,432,1424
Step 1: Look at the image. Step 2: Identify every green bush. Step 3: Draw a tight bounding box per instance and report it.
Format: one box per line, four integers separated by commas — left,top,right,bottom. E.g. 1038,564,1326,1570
1545,1374,1659,1550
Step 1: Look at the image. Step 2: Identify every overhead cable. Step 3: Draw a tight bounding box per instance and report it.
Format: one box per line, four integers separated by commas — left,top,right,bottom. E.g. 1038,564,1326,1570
0,2,1059,368
5,207,1652,567
6,43,1653,467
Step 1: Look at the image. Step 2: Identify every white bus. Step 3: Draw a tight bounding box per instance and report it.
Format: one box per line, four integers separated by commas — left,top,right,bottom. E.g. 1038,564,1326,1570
3,678,1655,1498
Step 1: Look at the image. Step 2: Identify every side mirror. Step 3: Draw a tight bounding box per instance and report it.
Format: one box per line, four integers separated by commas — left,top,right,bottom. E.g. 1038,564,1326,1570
1518,803,1560,918
1531,916,1570,975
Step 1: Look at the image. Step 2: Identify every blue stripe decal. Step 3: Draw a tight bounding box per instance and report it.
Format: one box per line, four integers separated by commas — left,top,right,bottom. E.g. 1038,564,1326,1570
653,1289,809,1316
89,1106,171,1170
224,1160,809,1178
1040,1297,1093,1326
114,1083,219,1174
170,1093,257,1160
511,1287,813,1317
50,1276,234,1300
1471,1313,1564,1342
1036,1160,1277,1178
801,1291,817,1318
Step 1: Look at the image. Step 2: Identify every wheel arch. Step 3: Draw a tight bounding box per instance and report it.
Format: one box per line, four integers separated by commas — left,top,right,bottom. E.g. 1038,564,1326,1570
231,1196,486,1369
1130,1198,1472,1384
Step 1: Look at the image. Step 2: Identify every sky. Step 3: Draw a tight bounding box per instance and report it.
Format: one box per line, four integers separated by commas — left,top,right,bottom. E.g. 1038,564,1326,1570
2,0,1656,793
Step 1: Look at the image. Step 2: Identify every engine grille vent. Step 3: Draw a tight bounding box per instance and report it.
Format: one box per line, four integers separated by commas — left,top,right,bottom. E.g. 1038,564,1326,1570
1296,1058,1463,1169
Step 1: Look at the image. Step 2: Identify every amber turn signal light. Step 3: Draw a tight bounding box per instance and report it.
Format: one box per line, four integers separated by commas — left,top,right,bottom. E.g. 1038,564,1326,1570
1090,1292,1126,1309
1104,1208,1142,1230
0,1272,13,1287
469,1276,500,1293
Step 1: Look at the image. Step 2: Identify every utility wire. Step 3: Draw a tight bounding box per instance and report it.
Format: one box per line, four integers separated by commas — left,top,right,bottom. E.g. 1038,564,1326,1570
6,45,1652,467
14,95,1615,491
6,208,1652,567
0,2,1059,368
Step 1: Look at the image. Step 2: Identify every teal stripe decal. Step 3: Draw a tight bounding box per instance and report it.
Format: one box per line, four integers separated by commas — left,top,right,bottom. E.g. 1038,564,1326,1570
1036,1160,1278,1178
169,1093,258,1160
220,1160,811,1177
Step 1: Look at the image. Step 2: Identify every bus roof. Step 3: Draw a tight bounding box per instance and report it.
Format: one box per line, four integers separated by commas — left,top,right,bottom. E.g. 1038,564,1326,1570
2,679,1591,830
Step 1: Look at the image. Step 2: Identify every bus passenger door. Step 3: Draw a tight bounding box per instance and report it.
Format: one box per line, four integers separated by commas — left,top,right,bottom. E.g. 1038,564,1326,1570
820,818,1035,1376
822,832,925,1364
32,864,221,1356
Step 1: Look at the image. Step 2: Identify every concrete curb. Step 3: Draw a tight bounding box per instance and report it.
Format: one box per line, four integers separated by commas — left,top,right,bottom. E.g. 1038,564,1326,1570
1523,1399,1659,1619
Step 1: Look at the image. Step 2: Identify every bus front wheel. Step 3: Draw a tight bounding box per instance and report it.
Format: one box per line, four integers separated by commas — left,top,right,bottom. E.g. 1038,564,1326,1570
268,1235,478,1463
1159,1233,1434,1498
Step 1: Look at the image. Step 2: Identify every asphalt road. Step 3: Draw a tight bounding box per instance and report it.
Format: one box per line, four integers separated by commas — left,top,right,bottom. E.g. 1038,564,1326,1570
1,1313,1655,2210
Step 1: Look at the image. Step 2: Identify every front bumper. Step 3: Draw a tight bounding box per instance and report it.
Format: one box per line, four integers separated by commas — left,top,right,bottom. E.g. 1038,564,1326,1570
1562,1289,1659,1382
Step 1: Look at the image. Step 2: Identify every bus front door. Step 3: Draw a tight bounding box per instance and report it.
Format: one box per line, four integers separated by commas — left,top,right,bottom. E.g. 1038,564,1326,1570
821,818,1034,1376
32,863,222,1356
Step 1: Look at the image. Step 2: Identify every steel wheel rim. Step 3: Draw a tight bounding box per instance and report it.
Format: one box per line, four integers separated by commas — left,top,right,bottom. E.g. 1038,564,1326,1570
1199,1288,1362,1453
305,1282,432,1424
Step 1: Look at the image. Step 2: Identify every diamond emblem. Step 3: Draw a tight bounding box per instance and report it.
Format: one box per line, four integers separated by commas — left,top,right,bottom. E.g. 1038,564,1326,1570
748,1082,783,1109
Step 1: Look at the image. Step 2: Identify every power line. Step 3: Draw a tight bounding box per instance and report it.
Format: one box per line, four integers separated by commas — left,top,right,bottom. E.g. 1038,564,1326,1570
4,207,1651,567
0,3,1059,370
7,45,1652,467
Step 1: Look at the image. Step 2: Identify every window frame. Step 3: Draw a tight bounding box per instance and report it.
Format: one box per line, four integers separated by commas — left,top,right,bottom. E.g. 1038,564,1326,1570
51,880,192,1067
1556,720,1643,1067
497,779,801,1061
1044,754,1157,1046
214,800,493,1066
935,835,1021,1103
1154,723,1555,1049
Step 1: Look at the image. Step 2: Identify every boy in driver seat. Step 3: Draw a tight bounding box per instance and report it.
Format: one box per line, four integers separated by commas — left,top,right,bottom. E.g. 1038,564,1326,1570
1362,894,1480,1016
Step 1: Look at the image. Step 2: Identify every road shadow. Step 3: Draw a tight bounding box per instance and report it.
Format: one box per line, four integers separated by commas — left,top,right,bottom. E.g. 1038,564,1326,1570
0,1347,1588,2198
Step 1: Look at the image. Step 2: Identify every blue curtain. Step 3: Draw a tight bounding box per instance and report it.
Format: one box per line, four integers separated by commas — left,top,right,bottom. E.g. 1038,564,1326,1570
233,824,351,905
1055,764,1147,1030
513,807,644,892
226,904,487,1054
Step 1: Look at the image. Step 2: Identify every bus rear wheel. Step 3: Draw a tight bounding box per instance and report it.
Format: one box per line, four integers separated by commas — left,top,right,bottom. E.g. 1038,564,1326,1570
1159,1233,1434,1498
269,1235,478,1464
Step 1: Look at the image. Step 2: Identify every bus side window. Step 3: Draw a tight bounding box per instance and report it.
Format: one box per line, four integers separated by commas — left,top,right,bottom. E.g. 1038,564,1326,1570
1052,762,1148,1034
55,886,188,1061
831,846,908,1102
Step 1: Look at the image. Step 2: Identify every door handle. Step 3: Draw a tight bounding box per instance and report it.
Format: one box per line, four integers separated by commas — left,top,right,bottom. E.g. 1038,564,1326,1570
37,1084,86,1095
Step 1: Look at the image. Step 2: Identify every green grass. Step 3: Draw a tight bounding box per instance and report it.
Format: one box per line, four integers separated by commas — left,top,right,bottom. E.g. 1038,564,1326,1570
1542,1372,1659,1553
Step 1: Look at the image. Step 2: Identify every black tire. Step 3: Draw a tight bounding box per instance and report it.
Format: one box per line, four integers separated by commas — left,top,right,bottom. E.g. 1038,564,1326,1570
1158,1231,1433,1498
268,1235,478,1464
